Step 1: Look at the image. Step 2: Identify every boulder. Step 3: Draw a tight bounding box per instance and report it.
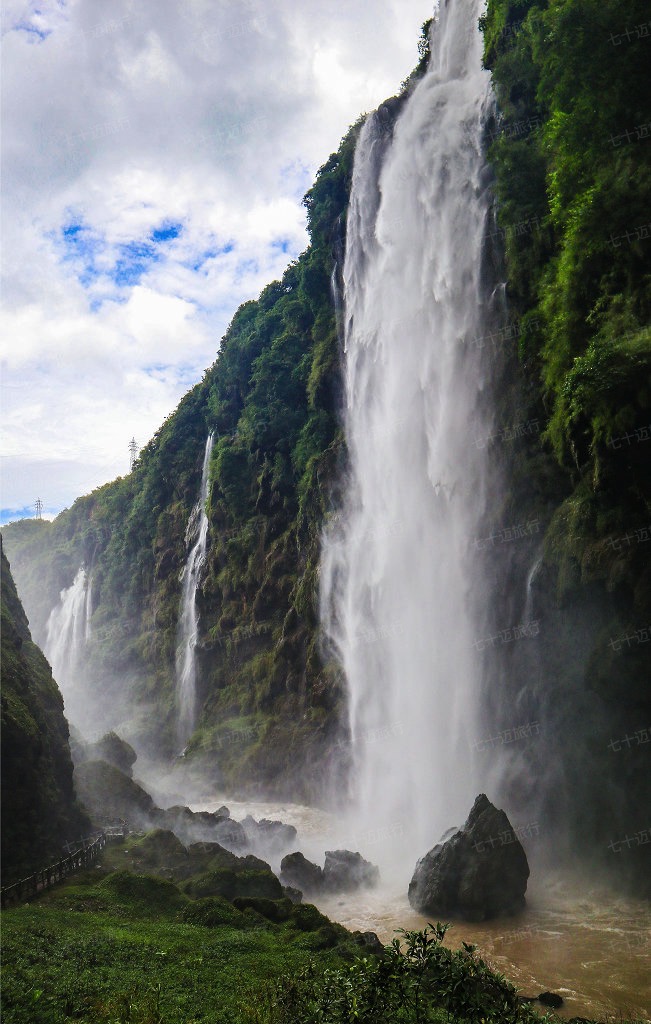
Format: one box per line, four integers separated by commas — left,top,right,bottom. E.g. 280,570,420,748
126,829,189,875
538,992,563,1009
323,849,380,892
87,732,137,777
241,814,298,855
282,885,303,904
74,760,155,827
182,867,283,901
280,851,324,893
408,794,529,921
280,849,380,894
353,930,385,956
153,805,247,849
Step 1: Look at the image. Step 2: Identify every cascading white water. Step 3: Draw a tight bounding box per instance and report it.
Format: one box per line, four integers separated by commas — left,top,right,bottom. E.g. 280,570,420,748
320,0,496,875
45,565,91,722
84,574,93,642
176,433,214,749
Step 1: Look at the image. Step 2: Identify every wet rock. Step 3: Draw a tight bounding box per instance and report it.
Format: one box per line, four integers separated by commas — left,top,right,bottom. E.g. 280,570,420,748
74,760,155,827
154,805,247,849
88,732,137,776
538,991,564,1008
213,817,247,849
280,851,324,893
408,794,529,921
282,885,303,904
353,930,385,956
323,850,380,892
241,814,298,855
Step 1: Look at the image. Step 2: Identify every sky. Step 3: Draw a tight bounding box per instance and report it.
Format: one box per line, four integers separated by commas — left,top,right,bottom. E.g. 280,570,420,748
0,0,433,524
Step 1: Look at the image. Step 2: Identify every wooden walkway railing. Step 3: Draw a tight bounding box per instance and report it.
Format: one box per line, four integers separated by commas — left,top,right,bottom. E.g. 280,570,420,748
1,831,108,908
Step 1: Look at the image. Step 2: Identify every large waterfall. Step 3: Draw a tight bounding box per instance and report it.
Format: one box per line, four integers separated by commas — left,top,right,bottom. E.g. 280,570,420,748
45,565,92,726
321,0,496,871
176,433,214,749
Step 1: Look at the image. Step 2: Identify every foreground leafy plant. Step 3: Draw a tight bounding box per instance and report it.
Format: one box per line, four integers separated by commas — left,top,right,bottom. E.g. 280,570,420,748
243,925,544,1024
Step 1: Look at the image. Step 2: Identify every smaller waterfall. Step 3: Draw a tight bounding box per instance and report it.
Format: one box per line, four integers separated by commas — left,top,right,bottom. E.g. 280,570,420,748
523,554,543,622
45,566,91,712
84,574,93,642
176,433,214,749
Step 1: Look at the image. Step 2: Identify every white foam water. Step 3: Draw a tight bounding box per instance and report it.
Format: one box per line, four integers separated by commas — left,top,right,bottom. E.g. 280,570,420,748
176,433,214,749
320,0,496,876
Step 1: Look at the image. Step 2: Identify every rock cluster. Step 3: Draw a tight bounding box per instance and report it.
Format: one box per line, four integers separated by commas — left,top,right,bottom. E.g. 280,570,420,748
280,849,379,894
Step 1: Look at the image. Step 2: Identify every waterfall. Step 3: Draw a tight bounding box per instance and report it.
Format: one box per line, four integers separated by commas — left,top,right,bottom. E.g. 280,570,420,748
45,566,91,717
84,574,93,642
176,433,214,749
320,0,495,873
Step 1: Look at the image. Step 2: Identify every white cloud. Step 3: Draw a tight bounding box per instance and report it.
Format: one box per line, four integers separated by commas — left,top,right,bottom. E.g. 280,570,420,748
0,0,433,519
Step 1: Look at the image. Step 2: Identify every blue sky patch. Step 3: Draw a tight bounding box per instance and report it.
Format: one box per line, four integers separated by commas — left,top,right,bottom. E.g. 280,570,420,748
271,238,292,254
58,217,181,291
112,239,159,286
0,505,51,526
12,21,52,42
59,220,104,286
189,241,235,271
151,220,183,243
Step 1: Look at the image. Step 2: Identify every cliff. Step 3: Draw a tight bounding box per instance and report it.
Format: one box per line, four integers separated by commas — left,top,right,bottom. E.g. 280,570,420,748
1,540,89,881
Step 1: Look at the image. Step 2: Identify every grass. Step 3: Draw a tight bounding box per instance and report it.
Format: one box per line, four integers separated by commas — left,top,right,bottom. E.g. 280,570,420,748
1,878,351,1024
2,846,646,1024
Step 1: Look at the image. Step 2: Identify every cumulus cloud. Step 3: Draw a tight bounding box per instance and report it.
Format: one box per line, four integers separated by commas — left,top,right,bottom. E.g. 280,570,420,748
0,0,433,522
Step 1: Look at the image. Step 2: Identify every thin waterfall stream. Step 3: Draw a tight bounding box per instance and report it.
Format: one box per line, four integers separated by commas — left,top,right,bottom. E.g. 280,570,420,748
176,433,214,750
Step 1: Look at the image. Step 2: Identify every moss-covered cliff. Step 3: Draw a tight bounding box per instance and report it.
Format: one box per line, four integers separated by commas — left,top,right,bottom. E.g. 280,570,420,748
475,0,650,886
1,540,89,882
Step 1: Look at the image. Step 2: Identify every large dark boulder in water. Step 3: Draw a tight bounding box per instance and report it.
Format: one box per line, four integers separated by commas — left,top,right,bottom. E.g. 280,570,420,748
408,794,529,921
280,851,324,893
323,850,380,892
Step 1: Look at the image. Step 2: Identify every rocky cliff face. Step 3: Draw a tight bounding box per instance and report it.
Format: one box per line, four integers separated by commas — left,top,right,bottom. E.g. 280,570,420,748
1,541,89,881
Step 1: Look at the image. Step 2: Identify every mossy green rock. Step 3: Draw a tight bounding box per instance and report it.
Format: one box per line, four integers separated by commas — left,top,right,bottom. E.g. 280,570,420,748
231,895,293,922
178,895,245,928
181,867,283,901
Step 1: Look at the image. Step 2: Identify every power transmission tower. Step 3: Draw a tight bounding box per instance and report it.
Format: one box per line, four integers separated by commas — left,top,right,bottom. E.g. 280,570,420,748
128,438,138,471
35,498,43,519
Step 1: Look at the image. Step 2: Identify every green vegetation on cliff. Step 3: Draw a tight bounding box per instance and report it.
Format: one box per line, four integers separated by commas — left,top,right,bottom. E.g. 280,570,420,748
1,541,88,881
480,0,651,623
